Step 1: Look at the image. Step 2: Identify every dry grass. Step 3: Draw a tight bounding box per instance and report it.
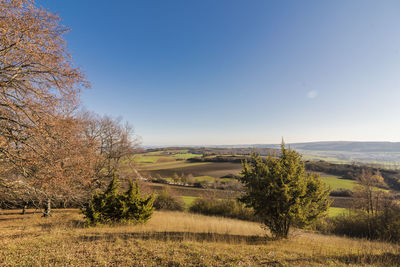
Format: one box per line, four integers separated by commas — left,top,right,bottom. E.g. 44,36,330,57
0,209,399,266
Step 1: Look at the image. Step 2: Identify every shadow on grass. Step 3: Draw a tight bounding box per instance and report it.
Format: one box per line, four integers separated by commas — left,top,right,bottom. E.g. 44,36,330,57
79,231,269,244
0,211,42,220
0,211,39,215
38,219,86,231
257,252,400,266
0,217,26,221
0,212,42,222
0,209,77,220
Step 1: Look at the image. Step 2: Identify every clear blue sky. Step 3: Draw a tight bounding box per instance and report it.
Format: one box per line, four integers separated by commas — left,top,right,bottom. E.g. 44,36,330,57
38,0,400,146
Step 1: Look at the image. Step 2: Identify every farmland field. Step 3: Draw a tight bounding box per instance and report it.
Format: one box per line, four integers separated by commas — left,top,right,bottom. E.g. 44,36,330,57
142,162,243,178
181,196,197,208
147,183,239,199
317,173,356,190
131,149,359,211
135,150,355,185
328,207,349,217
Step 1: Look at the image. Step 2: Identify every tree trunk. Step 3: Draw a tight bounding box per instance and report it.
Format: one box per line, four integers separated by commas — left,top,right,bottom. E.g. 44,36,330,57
21,204,27,215
42,198,51,217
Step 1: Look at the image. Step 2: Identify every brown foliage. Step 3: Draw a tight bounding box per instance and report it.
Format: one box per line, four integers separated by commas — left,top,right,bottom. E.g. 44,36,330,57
353,169,388,217
0,0,96,210
80,112,140,184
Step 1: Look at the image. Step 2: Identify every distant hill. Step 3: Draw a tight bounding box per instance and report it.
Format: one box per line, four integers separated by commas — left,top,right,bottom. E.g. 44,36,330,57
145,141,400,153
255,141,400,153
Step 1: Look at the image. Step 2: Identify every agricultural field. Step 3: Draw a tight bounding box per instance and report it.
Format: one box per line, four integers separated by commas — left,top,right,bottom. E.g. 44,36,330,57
134,150,357,193
327,207,349,217
181,196,197,208
1,209,399,266
129,149,361,213
146,183,239,200
141,161,242,178
129,148,398,220
316,173,356,190
134,153,202,164
135,149,356,187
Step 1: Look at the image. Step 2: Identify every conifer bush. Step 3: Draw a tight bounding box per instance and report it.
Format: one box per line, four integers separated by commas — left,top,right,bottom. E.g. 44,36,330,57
82,174,154,225
240,142,331,239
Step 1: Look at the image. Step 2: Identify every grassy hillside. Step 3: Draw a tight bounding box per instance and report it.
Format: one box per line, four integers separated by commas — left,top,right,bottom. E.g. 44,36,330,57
0,209,399,266
318,173,356,190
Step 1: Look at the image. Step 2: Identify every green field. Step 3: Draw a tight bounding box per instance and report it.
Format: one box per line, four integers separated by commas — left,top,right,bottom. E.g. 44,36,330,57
193,175,216,182
133,152,201,164
328,207,349,217
172,153,202,159
181,196,197,208
133,154,167,163
144,162,242,179
139,161,209,171
319,175,356,190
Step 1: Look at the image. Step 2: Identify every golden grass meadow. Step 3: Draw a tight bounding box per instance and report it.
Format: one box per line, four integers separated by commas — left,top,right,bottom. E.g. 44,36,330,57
1,209,399,266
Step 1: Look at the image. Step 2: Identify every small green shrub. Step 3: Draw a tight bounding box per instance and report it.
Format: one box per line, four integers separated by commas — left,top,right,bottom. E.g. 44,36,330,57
82,174,154,225
189,197,256,221
153,190,184,211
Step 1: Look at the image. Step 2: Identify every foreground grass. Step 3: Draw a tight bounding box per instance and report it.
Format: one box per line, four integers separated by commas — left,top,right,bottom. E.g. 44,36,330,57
0,210,399,266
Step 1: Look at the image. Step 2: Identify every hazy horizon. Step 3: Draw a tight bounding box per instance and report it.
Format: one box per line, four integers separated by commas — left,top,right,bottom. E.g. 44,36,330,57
144,140,400,148
38,0,400,146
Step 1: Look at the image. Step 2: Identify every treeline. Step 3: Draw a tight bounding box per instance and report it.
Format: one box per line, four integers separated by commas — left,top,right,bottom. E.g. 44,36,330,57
187,147,277,156
188,155,251,163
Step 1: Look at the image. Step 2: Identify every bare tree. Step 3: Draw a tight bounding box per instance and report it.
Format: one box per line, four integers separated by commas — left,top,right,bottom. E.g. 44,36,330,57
0,115,100,215
353,169,389,236
0,0,86,146
80,112,140,184
0,0,95,215
354,169,387,216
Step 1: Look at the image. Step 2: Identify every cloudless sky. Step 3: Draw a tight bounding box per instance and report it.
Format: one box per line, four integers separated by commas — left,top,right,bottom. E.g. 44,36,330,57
38,0,400,146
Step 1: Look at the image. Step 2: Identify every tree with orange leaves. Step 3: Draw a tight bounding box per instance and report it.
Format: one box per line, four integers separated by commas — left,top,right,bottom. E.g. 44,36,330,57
0,0,97,215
